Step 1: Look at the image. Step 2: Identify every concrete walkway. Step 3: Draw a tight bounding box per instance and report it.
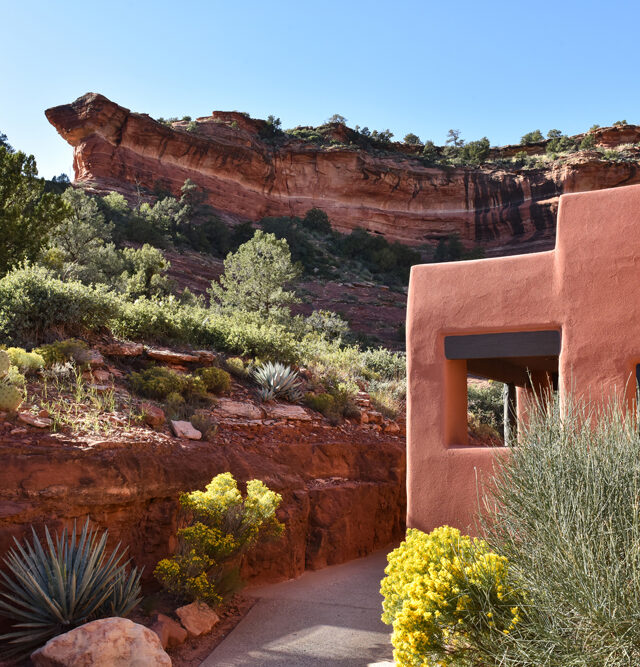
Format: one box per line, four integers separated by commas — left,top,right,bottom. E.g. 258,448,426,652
201,548,395,666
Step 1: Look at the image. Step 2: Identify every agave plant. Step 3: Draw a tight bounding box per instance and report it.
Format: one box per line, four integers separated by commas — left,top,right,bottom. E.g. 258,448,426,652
0,519,142,658
252,361,303,402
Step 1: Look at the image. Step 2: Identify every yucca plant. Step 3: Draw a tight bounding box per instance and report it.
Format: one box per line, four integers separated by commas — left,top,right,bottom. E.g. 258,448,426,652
0,519,142,658
252,361,303,402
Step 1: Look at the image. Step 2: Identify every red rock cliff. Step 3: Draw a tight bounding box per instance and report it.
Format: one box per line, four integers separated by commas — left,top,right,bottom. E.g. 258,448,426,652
46,93,640,254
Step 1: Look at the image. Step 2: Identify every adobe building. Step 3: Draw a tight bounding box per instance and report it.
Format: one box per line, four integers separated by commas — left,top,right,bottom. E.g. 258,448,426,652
406,183,640,533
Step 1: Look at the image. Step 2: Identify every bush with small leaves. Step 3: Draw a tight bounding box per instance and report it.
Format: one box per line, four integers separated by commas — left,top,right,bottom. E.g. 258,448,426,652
5,347,44,375
35,338,89,366
165,391,187,419
579,133,596,150
0,519,141,659
190,411,218,440
225,357,247,378
381,526,524,667
0,265,118,346
303,392,338,419
196,367,231,394
130,366,207,403
154,473,284,605
0,349,24,411
520,129,544,145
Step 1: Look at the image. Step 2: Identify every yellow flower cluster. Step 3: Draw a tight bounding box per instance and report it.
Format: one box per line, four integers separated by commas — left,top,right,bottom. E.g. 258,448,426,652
154,472,284,605
380,526,523,666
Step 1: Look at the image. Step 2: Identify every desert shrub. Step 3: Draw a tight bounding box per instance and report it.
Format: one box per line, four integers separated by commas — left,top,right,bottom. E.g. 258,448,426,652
301,207,332,235
360,347,406,381
333,228,420,283
154,472,284,605
225,356,247,378
468,412,502,444
196,367,231,394
130,366,185,399
579,133,596,150
165,391,187,418
130,366,207,403
326,381,359,418
368,378,405,419
520,129,544,145
546,129,577,155
112,299,300,362
35,338,89,366
0,265,118,345
303,392,337,418
458,137,490,165
468,381,504,436
0,349,24,411
5,347,44,375
260,217,321,273
433,233,484,262
190,411,218,439
252,361,303,402
304,309,349,341
120,244,174,299
479,395,640,664
381,526,524,667
0,519,141,658
305,379,359,423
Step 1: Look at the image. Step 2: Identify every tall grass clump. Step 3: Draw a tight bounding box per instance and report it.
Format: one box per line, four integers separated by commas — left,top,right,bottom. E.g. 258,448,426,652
480,394,640,665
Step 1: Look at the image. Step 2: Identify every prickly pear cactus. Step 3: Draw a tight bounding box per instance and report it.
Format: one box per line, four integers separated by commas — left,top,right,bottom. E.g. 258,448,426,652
0,350,9,378
0,383,23,412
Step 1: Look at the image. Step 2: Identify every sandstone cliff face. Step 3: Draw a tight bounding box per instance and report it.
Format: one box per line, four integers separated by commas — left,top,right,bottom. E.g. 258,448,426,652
46,93,640,255
0,427,405,589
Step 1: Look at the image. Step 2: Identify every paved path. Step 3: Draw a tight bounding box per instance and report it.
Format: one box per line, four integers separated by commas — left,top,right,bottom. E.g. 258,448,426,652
201,548,395,667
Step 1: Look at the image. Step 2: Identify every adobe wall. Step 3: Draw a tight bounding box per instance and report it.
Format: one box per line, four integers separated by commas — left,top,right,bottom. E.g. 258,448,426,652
406,183,640,533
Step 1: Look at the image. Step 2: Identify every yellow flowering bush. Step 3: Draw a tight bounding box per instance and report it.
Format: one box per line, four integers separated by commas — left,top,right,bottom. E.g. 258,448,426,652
155,472,284,605
381,526,524,666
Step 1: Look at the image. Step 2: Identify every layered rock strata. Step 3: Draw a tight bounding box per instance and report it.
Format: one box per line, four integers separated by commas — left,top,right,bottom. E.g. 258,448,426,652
0,425,405,588
47,93,640,255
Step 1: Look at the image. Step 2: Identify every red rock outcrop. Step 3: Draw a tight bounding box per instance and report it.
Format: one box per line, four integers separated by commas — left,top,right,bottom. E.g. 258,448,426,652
46,93,640,255
0,422,405,591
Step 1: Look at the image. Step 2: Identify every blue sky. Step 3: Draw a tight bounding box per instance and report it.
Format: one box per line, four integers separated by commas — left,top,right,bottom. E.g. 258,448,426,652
2,0,638,178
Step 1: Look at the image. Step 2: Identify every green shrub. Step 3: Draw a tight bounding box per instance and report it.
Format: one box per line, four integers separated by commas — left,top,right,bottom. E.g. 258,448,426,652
130,366,207,402
368,378,405,419
154,473,284,605
305,310,349,341
480,395,640,664
225,356,247,378
196,367,231,394
360,347,406,381
468,381,504,436
520,129,544,144
6,347,44,374
130,366,184,399
0,349,24,411
579,133,596,150
0,265,118,345
381,526,524,667
303,392,337,418
165,391,186,419
0,519,141,658
190,411,218,439
35,338,89,366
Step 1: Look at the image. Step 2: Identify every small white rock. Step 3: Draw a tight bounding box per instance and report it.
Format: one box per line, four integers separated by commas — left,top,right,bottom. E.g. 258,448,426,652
171,420,202,440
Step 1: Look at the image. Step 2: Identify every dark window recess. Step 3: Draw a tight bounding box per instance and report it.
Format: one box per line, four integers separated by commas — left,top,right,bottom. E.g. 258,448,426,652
452,331,561,447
